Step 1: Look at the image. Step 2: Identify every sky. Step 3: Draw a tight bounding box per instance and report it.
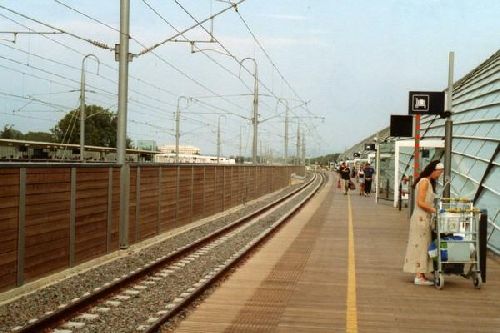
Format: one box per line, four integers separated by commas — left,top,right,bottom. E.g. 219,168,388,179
0,0,499,158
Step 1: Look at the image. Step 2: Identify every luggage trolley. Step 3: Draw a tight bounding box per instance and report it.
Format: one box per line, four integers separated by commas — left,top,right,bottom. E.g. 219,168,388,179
433,198,482,289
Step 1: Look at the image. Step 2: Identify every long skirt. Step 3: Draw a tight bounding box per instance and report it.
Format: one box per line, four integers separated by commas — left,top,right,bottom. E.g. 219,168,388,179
403,211,433,274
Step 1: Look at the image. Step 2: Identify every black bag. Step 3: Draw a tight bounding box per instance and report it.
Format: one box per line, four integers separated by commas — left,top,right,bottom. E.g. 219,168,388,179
349,180,355,190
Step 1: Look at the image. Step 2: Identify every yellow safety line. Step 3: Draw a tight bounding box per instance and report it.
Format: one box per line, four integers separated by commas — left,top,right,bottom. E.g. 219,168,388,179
346,194,358,332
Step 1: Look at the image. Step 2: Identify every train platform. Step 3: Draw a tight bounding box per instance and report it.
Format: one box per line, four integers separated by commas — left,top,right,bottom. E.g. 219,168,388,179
174,175,500,332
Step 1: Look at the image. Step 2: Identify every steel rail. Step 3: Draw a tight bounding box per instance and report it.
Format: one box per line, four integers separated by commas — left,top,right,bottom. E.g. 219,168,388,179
17,172,319,333
146,172,326,333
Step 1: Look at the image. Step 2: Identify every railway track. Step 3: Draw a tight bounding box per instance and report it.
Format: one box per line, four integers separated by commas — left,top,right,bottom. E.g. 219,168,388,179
12,172,326,333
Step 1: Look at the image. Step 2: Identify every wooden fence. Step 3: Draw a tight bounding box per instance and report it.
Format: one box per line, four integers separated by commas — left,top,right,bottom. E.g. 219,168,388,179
0,164,304,291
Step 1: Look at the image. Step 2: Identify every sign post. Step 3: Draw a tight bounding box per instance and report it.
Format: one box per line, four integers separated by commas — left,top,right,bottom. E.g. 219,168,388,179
408,90,445,179
414,114,420,179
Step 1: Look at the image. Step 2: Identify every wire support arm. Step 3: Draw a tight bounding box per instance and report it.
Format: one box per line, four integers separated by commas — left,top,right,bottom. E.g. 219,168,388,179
0,5,113,50
136,0,246,57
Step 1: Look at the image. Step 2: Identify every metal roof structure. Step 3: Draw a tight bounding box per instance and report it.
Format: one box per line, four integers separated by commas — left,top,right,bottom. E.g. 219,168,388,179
341,49,500,253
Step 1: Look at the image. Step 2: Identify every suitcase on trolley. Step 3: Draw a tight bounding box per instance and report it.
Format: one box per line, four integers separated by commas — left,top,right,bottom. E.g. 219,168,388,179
433,198,482,289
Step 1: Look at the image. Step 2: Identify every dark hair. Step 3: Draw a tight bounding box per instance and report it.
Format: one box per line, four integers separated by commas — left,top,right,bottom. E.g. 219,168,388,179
413,160,441,192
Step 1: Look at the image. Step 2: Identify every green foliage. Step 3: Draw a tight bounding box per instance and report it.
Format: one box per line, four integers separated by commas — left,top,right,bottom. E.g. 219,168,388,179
1,125,24,139
0,125,55,142
2,105,133,149
51,105,132,148
23,131,56,142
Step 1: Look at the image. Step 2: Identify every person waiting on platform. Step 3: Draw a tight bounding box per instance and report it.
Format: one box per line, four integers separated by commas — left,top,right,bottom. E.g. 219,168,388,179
358,164,365,196
403,160,444,285
339,162,351,195
363,162,375,196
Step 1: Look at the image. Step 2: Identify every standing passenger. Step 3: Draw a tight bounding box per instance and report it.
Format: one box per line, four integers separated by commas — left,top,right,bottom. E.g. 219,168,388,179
339,162,351,195
358,164,365,196
363,163,375,196
403,160,444,285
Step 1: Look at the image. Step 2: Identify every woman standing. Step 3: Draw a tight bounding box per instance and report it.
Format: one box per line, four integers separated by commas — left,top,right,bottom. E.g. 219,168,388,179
403,160,444,285
358,165,365,195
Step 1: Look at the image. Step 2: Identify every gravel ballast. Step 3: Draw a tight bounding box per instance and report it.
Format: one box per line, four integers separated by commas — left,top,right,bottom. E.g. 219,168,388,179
0,174,316,332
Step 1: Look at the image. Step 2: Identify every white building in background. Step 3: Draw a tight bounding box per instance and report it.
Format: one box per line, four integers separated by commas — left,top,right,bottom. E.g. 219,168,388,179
136,140,157,151
154,153,235,164
156,144,234,164
159,144,200,155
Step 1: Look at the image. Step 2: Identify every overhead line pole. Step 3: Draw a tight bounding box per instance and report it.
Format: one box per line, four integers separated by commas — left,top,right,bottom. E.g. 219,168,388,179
239,125,242,162
79,54,99,162
240,58,258,164
118,0,131,249
296,123,300,165
175,96,189,163
277,98,289,165
301,133,306,165
217,115,226,164
252,61,259,164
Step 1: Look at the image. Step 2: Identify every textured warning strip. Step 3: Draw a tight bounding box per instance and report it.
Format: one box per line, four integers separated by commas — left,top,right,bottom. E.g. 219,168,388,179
175,176,347,332
174,175,500,333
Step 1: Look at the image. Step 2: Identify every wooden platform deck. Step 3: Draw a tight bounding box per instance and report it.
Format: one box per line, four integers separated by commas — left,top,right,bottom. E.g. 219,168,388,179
173,175,500,332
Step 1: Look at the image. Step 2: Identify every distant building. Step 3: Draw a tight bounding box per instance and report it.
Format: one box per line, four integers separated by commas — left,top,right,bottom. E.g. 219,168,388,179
136,140,157,151
159,144,200,155
0,139,158,162
154,153,235,164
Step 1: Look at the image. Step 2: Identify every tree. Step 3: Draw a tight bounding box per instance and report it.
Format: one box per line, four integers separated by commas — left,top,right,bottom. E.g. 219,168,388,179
23,131,56,142
0,125,55,142
0,125,23,139
51,105,132,148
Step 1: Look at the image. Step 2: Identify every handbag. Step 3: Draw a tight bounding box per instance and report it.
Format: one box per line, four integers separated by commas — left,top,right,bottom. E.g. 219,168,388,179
349,180,355,190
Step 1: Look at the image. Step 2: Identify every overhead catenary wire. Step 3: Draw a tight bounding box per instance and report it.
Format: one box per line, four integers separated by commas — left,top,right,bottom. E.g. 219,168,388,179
0,54,116,97
176,13,314,128
0,90,76,113
235,9,324,143
171,0,281,104
0,1,316,157
140,0,256,95
41,2,233,106
0,50,178,120
4,3,258,122
0,12,180,100
136,0,247,57
0,110,58,123
0,62,78,91
49,0,252,115
236,10,305,104
0,43,179,110
0,4,113,51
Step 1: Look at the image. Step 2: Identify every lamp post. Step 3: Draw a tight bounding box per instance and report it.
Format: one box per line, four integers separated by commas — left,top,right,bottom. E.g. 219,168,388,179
175,96,190,163
79,54,100,161
239,57,258,164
